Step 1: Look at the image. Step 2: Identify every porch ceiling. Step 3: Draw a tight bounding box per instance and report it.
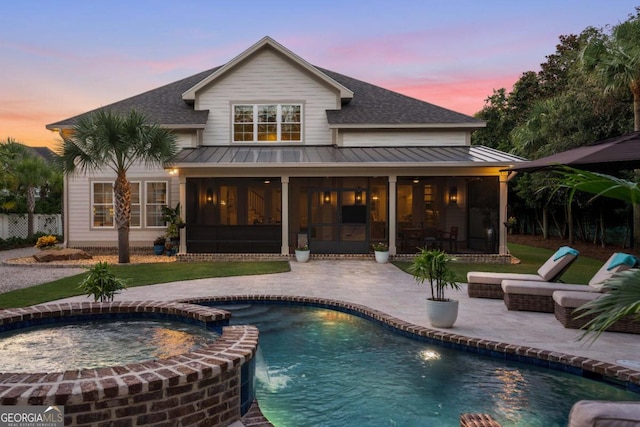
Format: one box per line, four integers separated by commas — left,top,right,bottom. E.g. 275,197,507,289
170,145,525,168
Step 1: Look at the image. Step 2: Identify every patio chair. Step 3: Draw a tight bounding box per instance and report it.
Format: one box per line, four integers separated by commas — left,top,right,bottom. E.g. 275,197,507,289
467,246,579,299
553,289,640,334
436,226,458,253
501,253,638,312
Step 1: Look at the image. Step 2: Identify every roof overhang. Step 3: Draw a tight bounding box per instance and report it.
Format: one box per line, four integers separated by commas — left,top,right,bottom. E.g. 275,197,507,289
168,145,525,170
182,36,354,101
328,123,486,130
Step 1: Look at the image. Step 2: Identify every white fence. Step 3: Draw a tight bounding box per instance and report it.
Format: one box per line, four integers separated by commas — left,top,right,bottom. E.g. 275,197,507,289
0,214,63,239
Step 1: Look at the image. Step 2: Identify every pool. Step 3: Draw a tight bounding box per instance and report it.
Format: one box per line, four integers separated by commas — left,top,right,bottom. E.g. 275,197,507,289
214,303,640,427
0,319,218,371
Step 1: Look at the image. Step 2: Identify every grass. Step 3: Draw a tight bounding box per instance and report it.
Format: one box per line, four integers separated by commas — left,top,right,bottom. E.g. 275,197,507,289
0,243,605,309
393,243,604,285
0,261,290,309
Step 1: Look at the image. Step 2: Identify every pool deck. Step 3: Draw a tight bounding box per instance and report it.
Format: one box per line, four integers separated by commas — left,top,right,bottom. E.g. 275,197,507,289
55,259,640,371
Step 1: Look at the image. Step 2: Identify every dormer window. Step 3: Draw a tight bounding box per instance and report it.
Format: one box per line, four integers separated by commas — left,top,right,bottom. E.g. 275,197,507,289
233,104,302,142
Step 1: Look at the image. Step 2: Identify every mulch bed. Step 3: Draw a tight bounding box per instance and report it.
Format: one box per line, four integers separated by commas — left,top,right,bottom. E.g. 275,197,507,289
507,234,639,262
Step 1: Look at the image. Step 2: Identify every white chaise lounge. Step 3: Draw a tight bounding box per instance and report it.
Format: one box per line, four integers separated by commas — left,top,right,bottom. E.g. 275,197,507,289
467,246,579,299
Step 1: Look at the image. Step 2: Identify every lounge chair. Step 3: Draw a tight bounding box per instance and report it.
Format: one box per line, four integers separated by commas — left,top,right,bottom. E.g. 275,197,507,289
467,246,579,299
568,400,640,426
502,253,638,312
553,287,640,334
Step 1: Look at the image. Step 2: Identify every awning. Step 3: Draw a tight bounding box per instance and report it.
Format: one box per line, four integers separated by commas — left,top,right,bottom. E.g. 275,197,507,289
509,131,640,173
170,145,525,168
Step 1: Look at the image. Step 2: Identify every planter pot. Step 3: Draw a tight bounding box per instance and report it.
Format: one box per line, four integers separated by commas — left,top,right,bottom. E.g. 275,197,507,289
295,250,310,263
425,298,459,328
153,244,165,256
374,250,389,263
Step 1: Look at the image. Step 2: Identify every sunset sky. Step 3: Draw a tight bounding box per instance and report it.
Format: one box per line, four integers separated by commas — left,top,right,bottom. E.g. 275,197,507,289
1,1,638,149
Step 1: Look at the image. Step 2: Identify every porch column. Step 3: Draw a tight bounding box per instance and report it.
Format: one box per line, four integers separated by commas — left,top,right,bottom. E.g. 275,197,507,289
498,171,509,255
389,175,397,255
179,175,186,254
281,176,289,255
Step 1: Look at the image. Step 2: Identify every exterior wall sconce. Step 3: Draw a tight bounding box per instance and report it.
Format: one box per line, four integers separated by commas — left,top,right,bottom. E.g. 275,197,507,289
206,188,214,204
449,186,458,204
323,191,331,204
355,190,362,204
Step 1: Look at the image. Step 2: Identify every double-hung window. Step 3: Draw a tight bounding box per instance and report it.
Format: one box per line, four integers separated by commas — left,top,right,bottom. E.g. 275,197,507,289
91,181,167,228
233,104,302,142
146,181,168,227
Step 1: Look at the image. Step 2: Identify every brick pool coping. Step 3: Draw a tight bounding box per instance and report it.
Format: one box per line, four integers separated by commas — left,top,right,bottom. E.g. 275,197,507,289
0,301,259,427
182,295,640,394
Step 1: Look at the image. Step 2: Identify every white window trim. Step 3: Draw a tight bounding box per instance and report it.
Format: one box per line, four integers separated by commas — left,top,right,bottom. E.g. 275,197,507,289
130,181,141,229
145,180,169,228
232,103,303,143
91,181,115,229
90,179,169,229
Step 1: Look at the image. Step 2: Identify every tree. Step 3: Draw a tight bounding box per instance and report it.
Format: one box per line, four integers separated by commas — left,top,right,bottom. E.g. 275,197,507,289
581,9,640,249
58,109,178,263
555,167,640,341
0,138,57,235
13,155,52,237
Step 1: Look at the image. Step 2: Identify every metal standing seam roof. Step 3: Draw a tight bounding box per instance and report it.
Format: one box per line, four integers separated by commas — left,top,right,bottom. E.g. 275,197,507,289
170,145,525,168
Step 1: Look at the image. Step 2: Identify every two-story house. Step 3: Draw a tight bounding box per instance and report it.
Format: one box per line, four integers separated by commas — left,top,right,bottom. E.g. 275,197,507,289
47,37,523,256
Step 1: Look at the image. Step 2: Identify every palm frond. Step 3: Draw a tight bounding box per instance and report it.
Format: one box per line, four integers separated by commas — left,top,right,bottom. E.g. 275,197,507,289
576,269,640,342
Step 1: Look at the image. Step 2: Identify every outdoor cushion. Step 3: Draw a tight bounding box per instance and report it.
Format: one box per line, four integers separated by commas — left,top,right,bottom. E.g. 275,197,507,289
536,246,580,280
502,281,590,297
568,400,640,427
552,290,600,309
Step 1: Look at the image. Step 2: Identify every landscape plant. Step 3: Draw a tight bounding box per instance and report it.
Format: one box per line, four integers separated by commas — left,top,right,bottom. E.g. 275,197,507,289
78,261,128,302
407,248,460,301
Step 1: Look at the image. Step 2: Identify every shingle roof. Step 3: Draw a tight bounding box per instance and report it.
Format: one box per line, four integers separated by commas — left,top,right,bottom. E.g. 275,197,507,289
46,67,219,129
47,44,482,130
171,145,523,167
320,68,481,126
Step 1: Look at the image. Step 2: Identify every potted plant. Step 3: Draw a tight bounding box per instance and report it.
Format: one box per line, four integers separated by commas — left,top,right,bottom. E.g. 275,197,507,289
295,244,310,262
407,248,461,328
162,202,184,250
153,236,166,255
372,242,389,263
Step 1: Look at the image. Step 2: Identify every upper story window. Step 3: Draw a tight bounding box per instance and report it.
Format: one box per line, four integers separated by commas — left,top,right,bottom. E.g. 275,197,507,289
233,104,302,142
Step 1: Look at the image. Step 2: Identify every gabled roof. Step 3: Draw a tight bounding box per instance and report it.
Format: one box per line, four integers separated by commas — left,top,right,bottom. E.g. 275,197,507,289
47,37,483,131
181,36,353,101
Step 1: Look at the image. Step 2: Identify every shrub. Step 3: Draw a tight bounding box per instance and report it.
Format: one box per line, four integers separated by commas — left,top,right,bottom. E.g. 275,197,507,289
78,262,128,302
35,235,58,249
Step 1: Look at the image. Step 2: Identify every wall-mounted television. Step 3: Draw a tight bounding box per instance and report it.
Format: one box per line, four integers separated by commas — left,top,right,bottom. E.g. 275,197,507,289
341,205,367,224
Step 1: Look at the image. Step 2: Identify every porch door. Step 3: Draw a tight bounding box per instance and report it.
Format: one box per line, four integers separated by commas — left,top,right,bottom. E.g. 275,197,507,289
308,189,368,253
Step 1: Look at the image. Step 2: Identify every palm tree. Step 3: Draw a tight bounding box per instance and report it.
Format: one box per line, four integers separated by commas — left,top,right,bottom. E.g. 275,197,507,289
581,10,640,249
13,155,52,238
556,167,640,340
581,9,640,132
58,109,178,263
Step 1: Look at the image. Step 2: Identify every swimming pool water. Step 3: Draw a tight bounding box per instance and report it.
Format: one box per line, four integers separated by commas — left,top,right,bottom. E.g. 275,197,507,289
0,319,218,371
221,304,639,427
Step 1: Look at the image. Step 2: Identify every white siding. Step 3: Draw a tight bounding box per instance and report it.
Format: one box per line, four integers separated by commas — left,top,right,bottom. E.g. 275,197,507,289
338,130,470,147
66,162,178,248
196,49,338,146
174,131,198,148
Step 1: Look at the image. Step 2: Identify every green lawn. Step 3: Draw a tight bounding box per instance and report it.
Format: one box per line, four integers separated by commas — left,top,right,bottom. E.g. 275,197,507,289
0,261,291,309
0,244,604,309
393,243,603,285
